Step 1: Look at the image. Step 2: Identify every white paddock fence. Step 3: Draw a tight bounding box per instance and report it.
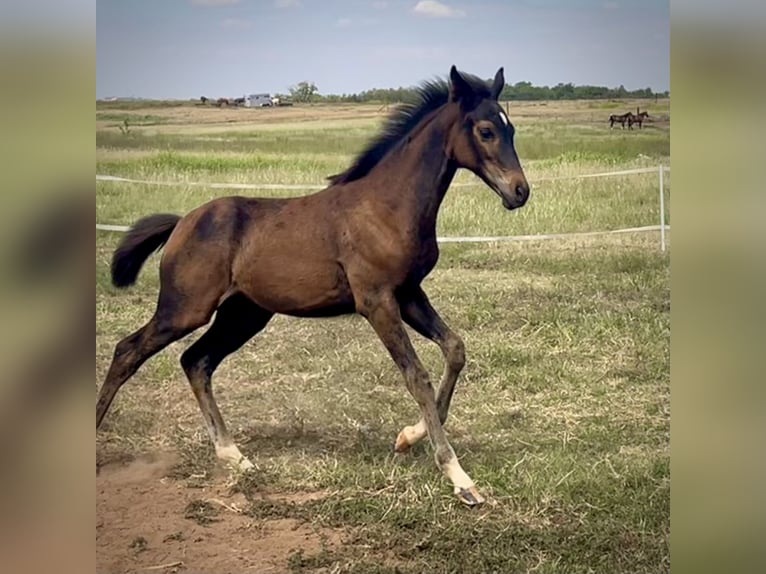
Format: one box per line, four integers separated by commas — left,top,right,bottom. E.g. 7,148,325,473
96,165,670,250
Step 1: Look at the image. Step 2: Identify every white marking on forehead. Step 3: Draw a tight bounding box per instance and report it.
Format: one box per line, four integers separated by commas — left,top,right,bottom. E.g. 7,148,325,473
499,111,509,126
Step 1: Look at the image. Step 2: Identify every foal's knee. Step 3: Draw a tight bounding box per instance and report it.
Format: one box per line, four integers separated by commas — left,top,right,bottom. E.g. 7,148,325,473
444,333,465,372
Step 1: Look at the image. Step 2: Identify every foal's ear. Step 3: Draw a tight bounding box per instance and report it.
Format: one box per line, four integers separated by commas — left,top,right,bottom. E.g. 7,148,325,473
490,67,505,100
449,65,473,103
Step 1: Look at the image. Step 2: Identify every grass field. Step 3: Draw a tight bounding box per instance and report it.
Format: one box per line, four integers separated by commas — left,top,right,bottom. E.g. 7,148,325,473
96,98,670,573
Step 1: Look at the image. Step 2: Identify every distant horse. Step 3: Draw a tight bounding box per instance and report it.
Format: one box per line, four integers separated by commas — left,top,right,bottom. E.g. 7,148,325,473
96,66,530,507
628,111,650,129
215,97,230,107
233,96,246,106
609,112,633,129
200,96,209,104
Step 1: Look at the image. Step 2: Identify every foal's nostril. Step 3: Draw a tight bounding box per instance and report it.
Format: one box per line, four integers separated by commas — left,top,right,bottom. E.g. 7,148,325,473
515,185,528,201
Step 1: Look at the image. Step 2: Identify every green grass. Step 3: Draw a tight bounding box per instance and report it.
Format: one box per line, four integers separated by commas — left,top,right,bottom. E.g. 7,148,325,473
97,99,197,110
97,121,667,162
96,235,670,573
96,100,670,573
97,113,169,126
96,126,377,156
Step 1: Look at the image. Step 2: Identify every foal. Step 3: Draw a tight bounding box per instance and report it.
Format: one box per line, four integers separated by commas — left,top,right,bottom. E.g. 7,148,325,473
97,66,530,506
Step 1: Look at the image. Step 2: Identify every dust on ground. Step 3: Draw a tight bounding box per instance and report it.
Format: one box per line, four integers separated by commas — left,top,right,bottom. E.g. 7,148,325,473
97,453,343,574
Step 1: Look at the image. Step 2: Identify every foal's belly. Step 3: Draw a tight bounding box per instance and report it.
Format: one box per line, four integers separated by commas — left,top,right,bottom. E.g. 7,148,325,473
229,193,363,316
233,250,355,317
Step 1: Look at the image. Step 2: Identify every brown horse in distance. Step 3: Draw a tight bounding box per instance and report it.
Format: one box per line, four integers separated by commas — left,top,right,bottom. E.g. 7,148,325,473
96,66,530,507
609,111,633,129
628,110,650,129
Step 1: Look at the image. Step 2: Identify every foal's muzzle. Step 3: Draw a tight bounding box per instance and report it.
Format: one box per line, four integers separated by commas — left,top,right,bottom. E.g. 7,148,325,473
489,172,530,210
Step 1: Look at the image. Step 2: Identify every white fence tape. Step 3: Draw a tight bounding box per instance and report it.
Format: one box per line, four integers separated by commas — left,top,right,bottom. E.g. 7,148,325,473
97,223,669,243
97,174,326,191
436,225,669,243
96,165,670,246
96,165,669,191
531,166,667,182
96,174,475,191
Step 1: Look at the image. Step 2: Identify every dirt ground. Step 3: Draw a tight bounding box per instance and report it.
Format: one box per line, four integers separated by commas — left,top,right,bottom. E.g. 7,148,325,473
96,454,343,574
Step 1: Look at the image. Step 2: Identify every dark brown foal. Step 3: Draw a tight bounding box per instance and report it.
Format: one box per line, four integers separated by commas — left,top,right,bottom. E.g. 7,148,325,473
97,66,530,506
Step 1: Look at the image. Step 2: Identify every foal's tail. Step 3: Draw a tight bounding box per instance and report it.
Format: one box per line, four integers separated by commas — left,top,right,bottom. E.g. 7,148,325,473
111,213,181,288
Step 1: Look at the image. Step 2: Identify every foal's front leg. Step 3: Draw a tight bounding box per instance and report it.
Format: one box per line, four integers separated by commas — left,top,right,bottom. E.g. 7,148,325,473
360,291,484,506
395,287,465,453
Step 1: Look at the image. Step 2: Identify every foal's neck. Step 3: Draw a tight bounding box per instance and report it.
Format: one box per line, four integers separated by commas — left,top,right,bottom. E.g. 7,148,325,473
384,105,458,238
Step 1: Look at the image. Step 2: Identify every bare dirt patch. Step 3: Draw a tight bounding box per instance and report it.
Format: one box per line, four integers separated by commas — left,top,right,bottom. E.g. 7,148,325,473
97,453,344,574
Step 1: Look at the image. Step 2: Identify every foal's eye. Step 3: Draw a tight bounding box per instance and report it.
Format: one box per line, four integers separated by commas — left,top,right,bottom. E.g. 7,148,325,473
479,127,494,141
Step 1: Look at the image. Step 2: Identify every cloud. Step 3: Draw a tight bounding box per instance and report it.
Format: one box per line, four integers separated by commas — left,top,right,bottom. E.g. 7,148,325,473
221,18,253,29
275,0,302,8
412,0,465,18
191,0,240,6
336,17,353,28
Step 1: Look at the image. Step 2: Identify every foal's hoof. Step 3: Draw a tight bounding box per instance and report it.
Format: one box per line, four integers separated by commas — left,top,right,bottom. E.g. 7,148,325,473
216,445,255,473
393,433,412,454
456,486,485,508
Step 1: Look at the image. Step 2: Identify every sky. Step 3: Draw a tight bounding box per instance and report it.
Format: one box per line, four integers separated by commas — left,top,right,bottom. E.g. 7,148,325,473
96,0,669,99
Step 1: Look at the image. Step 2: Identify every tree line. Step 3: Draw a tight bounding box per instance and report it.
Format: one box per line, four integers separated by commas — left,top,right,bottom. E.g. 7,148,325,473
284,81,668,104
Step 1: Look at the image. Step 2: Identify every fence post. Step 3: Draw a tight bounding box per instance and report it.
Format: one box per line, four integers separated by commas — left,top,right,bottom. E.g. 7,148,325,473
659,165,666,252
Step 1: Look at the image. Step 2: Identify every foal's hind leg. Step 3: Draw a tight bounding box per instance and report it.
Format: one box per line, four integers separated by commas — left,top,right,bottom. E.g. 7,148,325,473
97,309,212,428
394,287,465,453
98,253,227,429
180,293,273,472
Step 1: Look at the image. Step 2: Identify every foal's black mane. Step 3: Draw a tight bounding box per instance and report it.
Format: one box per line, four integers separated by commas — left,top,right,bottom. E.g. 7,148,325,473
328,72,492,185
